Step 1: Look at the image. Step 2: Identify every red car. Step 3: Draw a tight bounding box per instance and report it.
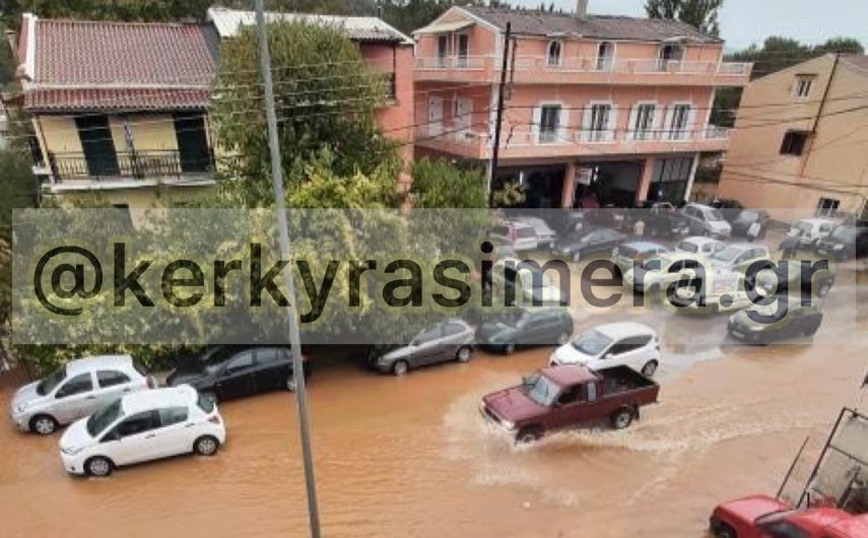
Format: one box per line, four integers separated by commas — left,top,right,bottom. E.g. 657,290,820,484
710,494,868,538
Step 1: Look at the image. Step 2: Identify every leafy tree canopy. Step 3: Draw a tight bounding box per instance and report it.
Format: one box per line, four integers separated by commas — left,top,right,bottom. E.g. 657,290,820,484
645,0,723,37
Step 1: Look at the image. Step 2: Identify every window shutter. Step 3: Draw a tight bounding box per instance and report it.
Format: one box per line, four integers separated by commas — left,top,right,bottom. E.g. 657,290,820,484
687,105,697,140
581,105,592,142
662,106,674,139
627,105,638,141
652,105,664,140
532,106,542,144
558,106,570,143
607,104,618,142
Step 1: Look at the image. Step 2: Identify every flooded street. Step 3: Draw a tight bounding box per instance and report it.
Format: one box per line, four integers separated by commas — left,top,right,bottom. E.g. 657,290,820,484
2,270,866,538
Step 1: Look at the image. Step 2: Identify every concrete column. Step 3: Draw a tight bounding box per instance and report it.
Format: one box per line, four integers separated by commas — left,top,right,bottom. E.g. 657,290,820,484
635,157,655,204
683,152,701,202
561,162,576,208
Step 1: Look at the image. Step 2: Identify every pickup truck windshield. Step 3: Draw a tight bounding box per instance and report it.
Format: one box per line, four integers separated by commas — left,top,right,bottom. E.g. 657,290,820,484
572,330,613,356
523,374,561,407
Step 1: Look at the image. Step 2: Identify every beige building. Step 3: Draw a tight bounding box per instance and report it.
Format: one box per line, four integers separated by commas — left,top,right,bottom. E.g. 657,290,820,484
717,54,868,221
10,14,219,213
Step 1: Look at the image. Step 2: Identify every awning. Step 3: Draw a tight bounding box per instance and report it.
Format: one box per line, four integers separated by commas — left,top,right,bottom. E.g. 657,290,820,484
413,20,474,35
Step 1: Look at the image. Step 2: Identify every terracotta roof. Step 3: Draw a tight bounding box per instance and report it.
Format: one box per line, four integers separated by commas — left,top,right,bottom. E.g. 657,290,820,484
461,6,721,43
22,15,218,112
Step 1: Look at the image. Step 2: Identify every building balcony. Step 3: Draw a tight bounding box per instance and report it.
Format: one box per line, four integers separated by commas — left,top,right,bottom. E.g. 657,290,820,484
43,150,215,192
414,55,752,87
416,124,730,161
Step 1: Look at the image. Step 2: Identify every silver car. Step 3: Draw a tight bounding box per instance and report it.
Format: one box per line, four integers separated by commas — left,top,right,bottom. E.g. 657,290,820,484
10,355,154,435
370,319,475,375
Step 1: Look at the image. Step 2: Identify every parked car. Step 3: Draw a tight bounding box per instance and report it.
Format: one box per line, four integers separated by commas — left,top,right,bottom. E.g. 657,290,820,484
816,223,868,261
487,258,568,306
710,494,868,538
710,244,771,272
552,227,627,262
480,365,660,442
10,355,154,435
475,308,574,355
59,385,226,477
731,209,770,238
549,322,661,377
167,346,309,403
727,296,823,344
669,268,754,315
614,241,668,271
545,211,585,235
676,236,726,257
514,216,557,248
644,202,691,239
369,319,475,375
491,221,538,251
623,250,699,296
790,217,838,248
682,203,732,239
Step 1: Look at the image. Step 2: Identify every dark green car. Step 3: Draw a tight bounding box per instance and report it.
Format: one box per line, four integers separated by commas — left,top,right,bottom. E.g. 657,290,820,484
727,298,823,344
475,308,574,355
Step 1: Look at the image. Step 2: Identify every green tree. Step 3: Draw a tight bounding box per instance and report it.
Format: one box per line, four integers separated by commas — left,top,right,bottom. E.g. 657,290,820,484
0,148,38,327
409,158,486,208
645,0,723,37
214,20,399,207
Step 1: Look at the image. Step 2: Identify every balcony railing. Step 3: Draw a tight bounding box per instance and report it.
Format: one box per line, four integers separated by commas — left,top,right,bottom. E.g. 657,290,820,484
47,150,214,183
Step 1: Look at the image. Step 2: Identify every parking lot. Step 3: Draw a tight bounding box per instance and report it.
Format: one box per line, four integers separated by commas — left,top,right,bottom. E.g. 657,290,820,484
2,249,866,538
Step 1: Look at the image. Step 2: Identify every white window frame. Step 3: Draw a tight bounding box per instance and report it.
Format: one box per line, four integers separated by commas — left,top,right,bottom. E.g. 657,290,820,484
793,75,815,100
665,101,693,141
452,96,473,140
428,96,444,137
628,101,658,141
546,40,563,67
595,41,616,72
533,100,568,145
582,101,616,143
816,197,840,217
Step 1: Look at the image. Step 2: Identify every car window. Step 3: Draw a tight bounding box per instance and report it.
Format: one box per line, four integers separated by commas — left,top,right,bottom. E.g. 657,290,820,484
197,392,215,413
132,359,148,377
97,370,131,389
608,335,651,355
677,241,698,253
758,520,809,538
444,322,466,336
517,226,536,239
256,348,281,365
820,224,833,232
226,352,255,372
557,386,583,405
414,327,442,345
159,407,189,427
115,410,159,438
55,373,94,398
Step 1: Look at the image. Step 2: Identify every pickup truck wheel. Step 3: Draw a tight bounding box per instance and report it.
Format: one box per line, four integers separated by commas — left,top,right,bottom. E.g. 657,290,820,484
200,391,218,404
392,360,409,376
456,346,473,363
611,408,634,430
556,332,570,345
640,360,658,377
818,283,831,298
712,522,737,538
516,428,542,444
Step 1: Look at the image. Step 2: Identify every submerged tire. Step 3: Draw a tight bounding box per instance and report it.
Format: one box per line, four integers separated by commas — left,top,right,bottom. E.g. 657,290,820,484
611,407,634,430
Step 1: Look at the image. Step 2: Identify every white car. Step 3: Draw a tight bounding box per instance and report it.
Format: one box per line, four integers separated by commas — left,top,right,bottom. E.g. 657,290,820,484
790,218,838,247
491,221,538,251
514,216,557,247
10,355,154,435
682,203,732,239
59,385,226,477
549,322,661,377
675,236,725,257
488,257,568,306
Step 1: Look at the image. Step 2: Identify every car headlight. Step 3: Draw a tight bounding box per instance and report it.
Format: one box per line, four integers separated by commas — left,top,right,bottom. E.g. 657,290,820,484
61,445,84,456
15,402,28,413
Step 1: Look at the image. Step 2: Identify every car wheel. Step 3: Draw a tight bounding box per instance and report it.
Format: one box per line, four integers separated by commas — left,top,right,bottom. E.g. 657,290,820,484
713,522,737,538
201,391,218,404
572,251,582,263
30,414,58,435
818,283,831,298
803,319,821,337
611,407,634,430
286,373,297,392
516,427,542,444
556,332,570,345
392,360,409,376
194,435,220,456
456,346,473,363
503,343,515,355
640,360,658,377
86,456,113,477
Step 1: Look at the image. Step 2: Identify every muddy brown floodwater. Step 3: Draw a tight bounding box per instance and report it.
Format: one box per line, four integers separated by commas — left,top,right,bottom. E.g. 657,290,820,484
2,270,867,538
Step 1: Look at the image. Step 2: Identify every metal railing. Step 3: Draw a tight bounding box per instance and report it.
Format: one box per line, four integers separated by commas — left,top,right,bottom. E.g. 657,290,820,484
47,150,214,182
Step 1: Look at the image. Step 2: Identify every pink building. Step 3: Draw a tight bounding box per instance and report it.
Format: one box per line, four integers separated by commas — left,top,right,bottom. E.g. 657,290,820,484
207,7,416,188
413,4,752,208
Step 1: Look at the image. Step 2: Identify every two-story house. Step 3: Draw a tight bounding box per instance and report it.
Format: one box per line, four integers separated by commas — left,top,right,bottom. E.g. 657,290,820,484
412,3,751,208
717,54,868,221
12,13,219,210
206,6,416,189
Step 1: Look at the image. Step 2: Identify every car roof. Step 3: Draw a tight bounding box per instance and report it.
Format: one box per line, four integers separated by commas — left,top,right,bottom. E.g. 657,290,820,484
541,365,598,386
593,322,656,339
680,236,719,246
797,217,836,225
66,355,134,375
121,386,196,415
622,241,666,251
722,243,762,252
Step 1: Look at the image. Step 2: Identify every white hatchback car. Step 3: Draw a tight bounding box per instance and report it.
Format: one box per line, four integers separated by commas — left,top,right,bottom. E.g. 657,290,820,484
675,236,725,257
59,385,226,477
10,355,154,435
790,218,838,247
549,322,661,377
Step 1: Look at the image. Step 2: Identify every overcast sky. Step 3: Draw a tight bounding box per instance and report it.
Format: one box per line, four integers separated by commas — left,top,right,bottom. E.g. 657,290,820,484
508,0,868,51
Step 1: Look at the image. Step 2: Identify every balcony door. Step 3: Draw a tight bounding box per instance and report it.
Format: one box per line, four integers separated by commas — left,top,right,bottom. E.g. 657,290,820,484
174,113,211,173
456,33,469,67
75,115,119,177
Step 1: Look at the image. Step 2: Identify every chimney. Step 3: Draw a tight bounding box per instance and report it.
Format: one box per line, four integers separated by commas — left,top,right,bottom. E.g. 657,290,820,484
575,0,589,17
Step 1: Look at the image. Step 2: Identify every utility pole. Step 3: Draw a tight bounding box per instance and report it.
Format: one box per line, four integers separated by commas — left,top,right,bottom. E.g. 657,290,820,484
254,2,321,538
487,21,512,201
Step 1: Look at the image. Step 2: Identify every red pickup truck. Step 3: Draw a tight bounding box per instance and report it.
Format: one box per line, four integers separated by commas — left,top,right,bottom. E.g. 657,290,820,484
480,364,659,443
710,494,868,538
